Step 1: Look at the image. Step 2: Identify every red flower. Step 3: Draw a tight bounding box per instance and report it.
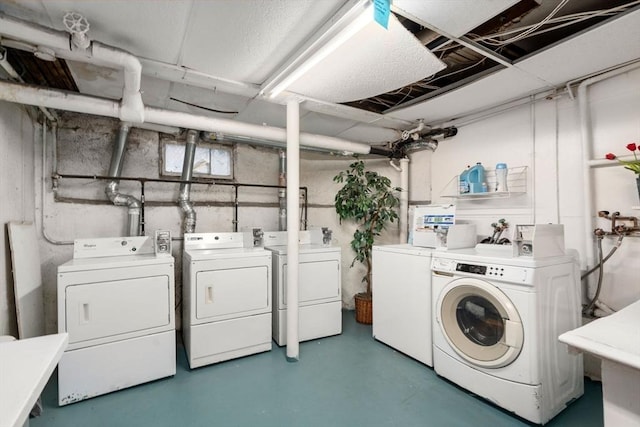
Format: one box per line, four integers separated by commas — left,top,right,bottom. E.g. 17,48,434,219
606,142,640,175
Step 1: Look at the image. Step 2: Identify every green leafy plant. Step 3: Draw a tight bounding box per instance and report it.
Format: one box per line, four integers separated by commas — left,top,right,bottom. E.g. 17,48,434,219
334,160,400,296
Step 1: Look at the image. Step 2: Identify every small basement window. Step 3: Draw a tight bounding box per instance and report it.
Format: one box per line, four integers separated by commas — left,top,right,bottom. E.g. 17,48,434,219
161,141,233,180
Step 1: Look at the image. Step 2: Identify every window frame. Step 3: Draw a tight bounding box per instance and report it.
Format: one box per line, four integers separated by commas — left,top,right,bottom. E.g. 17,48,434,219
159,138,234,180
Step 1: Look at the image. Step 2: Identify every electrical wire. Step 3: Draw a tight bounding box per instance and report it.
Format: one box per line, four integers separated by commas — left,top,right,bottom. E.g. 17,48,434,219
471,1,640,47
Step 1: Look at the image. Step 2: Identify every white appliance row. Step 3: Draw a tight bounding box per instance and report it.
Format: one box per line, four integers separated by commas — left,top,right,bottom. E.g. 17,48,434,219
57,227,342,405
372,232,583,424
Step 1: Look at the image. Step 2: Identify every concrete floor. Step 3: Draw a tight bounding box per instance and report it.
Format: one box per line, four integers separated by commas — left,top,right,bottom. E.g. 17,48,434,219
32,311,603,426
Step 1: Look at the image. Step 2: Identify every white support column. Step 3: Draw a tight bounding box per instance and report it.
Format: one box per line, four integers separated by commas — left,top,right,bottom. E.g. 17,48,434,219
286,100,300,361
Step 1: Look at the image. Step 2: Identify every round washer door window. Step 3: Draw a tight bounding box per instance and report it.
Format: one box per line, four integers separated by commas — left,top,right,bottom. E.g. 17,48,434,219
437,279,523,368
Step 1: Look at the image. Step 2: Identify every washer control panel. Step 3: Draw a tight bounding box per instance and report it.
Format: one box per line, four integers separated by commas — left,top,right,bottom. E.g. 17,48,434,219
432,258,534,285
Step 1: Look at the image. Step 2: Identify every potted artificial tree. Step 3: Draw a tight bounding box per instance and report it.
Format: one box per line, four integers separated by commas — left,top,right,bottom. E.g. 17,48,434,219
334,159,400,324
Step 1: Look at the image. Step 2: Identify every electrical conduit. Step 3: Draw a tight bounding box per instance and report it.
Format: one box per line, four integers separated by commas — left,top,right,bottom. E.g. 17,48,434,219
105,123,141,236
179,130,198,234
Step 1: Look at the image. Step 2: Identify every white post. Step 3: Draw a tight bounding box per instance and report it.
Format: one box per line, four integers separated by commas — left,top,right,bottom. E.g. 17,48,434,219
286,100,300,361
399,158,410,243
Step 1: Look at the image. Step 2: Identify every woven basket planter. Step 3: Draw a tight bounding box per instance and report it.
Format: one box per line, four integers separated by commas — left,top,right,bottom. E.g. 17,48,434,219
354,292,372,324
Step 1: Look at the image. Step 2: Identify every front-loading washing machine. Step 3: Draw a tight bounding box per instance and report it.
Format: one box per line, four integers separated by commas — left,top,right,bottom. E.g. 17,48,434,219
57,234,175,405
372,244,435,366
182,231,272,369
263,229,342,346
431,249,583,424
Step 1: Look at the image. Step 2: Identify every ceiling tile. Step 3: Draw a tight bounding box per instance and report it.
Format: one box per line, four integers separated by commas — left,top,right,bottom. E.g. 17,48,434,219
393,0,519,37
337,124,399,144
300,113,357,137
516,9,640,86
287,13,445,103
38,0,192,64
167,82,251,119
235,99,287,128
180,0,344,84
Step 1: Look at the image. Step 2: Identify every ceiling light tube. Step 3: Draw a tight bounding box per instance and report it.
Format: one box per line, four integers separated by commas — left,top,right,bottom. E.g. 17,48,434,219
264,0,373,98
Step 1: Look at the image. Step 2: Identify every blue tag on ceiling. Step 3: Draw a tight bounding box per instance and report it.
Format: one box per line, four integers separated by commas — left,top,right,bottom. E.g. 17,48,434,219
373,0,390,29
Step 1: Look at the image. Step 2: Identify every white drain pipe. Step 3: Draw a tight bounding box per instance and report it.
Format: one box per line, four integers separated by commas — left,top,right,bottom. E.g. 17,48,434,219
0,12,144,123
286,100,300,362
0,81,371,155
278,150,287,231
578,61,640,268
390,158,410,243
399,158,410,243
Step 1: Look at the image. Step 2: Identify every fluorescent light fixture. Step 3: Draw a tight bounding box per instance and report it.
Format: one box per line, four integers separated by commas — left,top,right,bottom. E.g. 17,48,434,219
263,0,373,98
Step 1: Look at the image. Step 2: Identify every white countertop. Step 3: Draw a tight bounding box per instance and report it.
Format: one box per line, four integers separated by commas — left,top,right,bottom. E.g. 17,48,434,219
0,333,68,427
559,299,640,370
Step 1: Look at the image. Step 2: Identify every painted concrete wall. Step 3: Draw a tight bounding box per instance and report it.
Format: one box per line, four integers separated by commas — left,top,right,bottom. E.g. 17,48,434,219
429,68,640,311
0,102,35,337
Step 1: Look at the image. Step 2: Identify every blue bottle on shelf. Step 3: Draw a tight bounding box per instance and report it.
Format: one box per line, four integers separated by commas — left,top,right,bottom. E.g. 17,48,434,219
459,165,470,194
468,162,486,193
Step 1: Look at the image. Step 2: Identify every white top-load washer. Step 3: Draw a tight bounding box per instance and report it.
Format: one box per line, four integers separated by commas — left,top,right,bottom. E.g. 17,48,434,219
431,248,583,424
372,244,435,366
263,229,342,346
183,231,272,369
57,234,175,406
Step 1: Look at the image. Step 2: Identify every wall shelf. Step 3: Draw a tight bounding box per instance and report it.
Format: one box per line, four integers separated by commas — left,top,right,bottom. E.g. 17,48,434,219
440,166,528,200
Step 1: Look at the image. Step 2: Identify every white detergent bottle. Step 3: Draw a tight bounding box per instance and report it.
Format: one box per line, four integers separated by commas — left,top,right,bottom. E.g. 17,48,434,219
495,163,508,192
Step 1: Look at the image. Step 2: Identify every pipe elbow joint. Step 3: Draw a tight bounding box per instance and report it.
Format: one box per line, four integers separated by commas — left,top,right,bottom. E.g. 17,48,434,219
119,92,145,123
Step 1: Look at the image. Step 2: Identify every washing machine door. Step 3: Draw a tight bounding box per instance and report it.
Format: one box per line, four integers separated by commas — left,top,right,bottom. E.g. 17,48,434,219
437,278,523,369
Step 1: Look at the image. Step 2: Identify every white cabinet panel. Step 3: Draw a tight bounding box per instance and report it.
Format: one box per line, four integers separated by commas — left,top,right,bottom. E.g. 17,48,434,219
195,266,269,320
283,259,340,305
65,276,170,344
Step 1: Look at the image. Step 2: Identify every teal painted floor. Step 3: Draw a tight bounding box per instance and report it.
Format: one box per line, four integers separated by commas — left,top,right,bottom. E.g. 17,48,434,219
32,311,603,427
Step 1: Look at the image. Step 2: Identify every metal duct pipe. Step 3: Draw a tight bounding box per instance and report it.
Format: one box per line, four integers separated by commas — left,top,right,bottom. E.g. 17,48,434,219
278,150,287,231
179,130,198,234
105,123,141,236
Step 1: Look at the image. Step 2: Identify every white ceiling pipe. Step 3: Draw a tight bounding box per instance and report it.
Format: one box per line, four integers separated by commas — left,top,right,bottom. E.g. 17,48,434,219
145,107,371,155
0,80,372,155
0,81,120,117
0,13,144,123
286,100,300,362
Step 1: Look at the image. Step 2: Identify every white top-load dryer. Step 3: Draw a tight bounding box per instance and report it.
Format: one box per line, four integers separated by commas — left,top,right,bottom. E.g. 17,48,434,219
263,229,342,346
183,231,272,369
431,248,583,424
57,234,175,406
